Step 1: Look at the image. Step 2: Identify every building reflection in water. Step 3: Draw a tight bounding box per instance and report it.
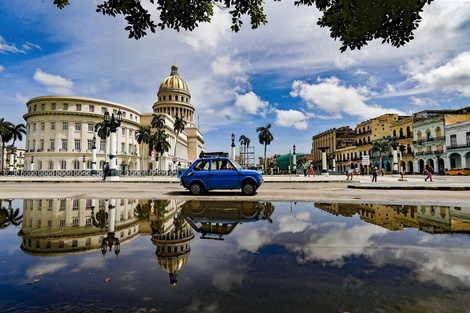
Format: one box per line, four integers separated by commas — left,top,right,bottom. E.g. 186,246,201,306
315,202,470,234
18,198,140,256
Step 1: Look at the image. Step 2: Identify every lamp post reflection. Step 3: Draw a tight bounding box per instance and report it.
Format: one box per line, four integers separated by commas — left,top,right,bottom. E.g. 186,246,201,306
100,199,120,257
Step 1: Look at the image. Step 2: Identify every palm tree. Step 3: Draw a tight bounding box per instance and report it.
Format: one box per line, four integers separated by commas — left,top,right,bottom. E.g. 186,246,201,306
256,124,274,171
371,140,391,170
326,152,334,170
0,118,13,173
152,129,171,170
296,155,306,168
173,115,187,167
95,121,111,165
239,135,250,167
260,202,275,224
135,126,151,170
6,123,26,171
1,200,22,228
151,114,165,129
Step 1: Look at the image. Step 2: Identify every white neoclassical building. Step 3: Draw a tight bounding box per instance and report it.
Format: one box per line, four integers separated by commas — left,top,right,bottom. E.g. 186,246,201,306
445,120,470,169
23,64,204,173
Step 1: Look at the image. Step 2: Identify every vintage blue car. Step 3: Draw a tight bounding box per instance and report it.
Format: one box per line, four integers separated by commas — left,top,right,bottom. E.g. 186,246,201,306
179,153,263,195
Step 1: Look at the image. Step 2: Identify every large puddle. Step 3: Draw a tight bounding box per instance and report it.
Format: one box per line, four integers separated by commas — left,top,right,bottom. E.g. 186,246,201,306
1,199,470,312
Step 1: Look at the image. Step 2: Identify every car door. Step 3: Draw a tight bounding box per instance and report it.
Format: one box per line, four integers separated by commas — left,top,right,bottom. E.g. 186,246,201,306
210,159,240,188
191,160,211,188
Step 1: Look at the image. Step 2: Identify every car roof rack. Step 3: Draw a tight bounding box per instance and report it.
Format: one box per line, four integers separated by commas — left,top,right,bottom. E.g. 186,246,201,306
200,152,229,158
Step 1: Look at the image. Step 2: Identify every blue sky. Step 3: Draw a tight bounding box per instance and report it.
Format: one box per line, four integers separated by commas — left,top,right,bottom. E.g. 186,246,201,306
2,0,470,159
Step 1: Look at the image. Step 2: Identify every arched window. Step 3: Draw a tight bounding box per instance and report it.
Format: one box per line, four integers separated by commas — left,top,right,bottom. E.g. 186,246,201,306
417,131,422,140
49,161,54,170
87,160,92,169
169,95,172,101
406,126,411,137
74,160,80,170
399,128,403,138
393,129,397,137
61,160,66,170
426,129,431,141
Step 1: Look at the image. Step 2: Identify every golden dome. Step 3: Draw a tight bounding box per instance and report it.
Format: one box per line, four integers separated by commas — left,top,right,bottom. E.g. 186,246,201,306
158,63,190,95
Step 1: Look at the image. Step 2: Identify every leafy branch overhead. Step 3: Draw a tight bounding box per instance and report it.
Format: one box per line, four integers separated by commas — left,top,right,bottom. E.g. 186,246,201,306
54,0,433,52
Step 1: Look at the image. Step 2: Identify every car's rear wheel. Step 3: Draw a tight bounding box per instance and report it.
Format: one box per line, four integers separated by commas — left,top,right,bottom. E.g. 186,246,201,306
242,182,256,195
190,182,204,195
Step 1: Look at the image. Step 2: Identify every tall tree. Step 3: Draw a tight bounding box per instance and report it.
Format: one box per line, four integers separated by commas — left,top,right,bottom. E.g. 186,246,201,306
135,126,151,170
239,135,249,167
296,155,306,168
153,129,171,170
95,120,111,167
172,115,187,166
0,118,13,172
54,0,434,52
256,124,274,171
371,140,391,170
6,123,26,170
151,113,165,130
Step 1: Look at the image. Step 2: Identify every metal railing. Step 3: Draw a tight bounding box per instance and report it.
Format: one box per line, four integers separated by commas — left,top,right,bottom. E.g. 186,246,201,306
0,170,179,177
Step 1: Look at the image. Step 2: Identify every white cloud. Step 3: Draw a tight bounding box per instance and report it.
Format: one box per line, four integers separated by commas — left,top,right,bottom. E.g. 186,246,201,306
411,96,439,106
0,65,4,72
15,92,28,103
235,91,269,116
22,41,41,51
213,271,244,292
177,8,232,52
274,109,312,130
0,36,26,54
406,51,470,96
236,229,270,253
278,212,313,233
290,77,405,120
33,68,74,95
211,56,244,76
334,55,357,69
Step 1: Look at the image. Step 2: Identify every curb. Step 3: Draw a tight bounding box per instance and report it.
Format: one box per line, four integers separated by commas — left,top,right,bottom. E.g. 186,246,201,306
348,185,470,191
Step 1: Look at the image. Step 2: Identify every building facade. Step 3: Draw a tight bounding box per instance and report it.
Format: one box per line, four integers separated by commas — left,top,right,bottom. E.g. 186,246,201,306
23,64,204,173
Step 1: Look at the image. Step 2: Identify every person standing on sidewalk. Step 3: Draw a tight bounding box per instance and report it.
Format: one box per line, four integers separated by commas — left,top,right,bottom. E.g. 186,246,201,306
424,161,433,182
303,163,308,177
371,163,378,183
102,162,109,181
308,163,314,177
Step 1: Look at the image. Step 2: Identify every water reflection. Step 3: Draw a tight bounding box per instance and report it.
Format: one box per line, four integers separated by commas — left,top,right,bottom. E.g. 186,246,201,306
316,203,470,234
0,199,23,229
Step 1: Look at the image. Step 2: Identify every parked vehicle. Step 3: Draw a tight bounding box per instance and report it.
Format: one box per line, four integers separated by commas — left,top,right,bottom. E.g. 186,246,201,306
445,167,470,175
180,153,263,195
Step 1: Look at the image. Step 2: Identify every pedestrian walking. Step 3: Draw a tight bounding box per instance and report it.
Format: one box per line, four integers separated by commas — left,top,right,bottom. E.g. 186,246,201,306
424,161,433,182
303,163,308,177
102,162,109,181
371,163,378,183
347,160,354,180
308,163,314,177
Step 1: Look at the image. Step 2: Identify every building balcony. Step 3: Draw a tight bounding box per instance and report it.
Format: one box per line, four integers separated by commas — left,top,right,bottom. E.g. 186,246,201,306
447,143,470,150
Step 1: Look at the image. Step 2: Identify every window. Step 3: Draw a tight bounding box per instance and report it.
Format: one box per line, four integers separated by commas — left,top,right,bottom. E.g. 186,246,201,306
75,123,81,131
34,104,37,111
60,200,66,210
48,199,53,210
73,199,79,210
61,160,66,170
38,200,42,209
89,105,94,112
122,111,126,118
195,160,210,171
74,139,80,151
59,240,64,247
128,144,132,154
62,139,67,151
88,123,94,132
74,160,80,169
86,238,91,245
41,103,45,110
87,160,92,169
52,103,56,110
100,141,105,152
50,139,55,151
38,161,42,170
72,219,79,227
129,129,132,137
63,103,68,110
51,122,55,130
121,143,125,153
102,107,107,113
37,220,41,227
63,122,68,131
450,134,457,148
76,104,81,111
86,199,92,208
32,140,36,150
467,132,470,146
88,140,93,150
41,122,45,131
169,95,172,100
122,128,125,136
130,114,133,120
33,123,36,131
48,220,52,227
49,161,54,170
40,139,44,151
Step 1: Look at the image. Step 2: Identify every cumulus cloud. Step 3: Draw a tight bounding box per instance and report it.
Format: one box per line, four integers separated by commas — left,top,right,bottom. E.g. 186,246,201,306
235,91,269,116
278,212,313,233
334,55,357,69
211,56,244,76
0,65,4,72
274,109,312,130
236,229,270,253
405,51,470,96
177,8,232,52
290,77,405,119
213,271,244,292
33,68,74,95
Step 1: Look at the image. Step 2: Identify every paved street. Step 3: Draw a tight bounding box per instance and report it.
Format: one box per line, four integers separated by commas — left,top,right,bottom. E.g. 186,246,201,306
0,174,468,206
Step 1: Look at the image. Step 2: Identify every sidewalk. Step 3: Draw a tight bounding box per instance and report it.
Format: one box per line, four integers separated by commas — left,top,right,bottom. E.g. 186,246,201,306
0,174,468,190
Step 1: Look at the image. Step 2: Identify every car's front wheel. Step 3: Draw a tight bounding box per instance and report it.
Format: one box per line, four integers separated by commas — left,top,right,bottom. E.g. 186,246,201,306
242,182,257,195
190,182,204,195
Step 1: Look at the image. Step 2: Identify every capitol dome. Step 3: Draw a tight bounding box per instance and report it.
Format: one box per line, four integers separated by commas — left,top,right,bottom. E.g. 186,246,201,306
157,64,190,96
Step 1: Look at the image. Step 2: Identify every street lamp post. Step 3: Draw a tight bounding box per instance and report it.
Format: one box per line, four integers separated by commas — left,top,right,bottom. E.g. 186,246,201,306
390,136,399,174
82,155,86,172
293,144,296,174
435,150,442,175
103,110,122,181
30,156,34,171
398,144,406,179
91,135,97,175
231,133,235,159
332,151,336,172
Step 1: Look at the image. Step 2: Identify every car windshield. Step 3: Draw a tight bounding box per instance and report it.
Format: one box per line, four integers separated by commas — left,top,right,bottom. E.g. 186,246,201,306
229,158,242,170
